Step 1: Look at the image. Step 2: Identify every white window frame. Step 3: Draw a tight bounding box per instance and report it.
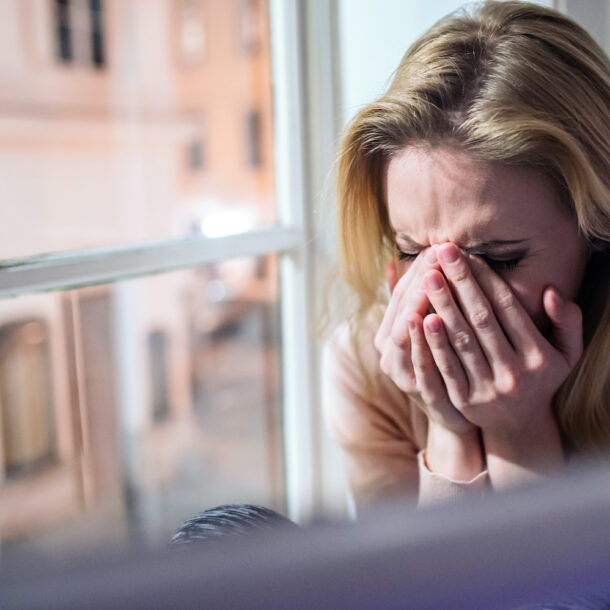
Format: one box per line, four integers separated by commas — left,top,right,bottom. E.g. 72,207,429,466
0,0,319,524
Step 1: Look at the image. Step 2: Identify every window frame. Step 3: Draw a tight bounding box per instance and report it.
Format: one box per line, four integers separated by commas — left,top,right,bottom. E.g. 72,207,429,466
0,0,318,524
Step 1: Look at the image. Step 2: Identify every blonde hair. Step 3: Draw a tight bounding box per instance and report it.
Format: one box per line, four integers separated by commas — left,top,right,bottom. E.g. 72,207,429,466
335,1,610,452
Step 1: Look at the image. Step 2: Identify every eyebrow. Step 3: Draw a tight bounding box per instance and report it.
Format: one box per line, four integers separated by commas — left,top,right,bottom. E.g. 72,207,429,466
395,234,530,254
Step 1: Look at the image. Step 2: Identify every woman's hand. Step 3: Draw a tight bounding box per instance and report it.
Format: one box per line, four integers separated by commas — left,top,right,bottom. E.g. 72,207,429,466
375,250,478,437
375,250,435,393
414,242,583,483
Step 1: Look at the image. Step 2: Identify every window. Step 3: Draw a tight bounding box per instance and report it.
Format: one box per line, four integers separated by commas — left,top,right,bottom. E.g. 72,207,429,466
90,0,105,67
177,1,206,65
239,0,264,54
187,135,205,172
0,0,317,557
246,110,262,168
149,330,171,422
55,0,72,62
54,0,105,68
0,320,55,478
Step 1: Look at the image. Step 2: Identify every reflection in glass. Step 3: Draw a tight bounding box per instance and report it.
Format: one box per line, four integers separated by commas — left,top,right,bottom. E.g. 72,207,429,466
0,256,283,557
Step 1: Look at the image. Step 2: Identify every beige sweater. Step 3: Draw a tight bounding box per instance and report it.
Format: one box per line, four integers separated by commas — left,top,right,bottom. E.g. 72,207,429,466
322,310,488,512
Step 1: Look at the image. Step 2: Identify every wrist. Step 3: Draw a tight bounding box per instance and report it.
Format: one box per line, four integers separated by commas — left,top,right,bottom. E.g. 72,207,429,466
425,420,484,481
483,415,565,488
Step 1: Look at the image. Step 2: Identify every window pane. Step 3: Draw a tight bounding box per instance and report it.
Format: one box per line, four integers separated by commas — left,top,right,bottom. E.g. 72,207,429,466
0,255,284,558
0,0,275,259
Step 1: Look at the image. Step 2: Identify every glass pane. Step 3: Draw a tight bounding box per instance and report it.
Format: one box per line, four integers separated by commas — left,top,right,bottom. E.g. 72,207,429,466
0,255,284,559
0,0,275,259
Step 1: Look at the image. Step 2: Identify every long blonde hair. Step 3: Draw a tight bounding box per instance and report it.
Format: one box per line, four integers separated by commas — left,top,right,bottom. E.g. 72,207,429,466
335,1,610,452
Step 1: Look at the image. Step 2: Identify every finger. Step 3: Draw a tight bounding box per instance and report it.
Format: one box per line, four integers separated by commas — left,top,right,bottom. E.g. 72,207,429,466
382,249,440,349
467,253,544,356
375,289,401,351
436,243,516,371
422,269,492,385
543,286,583,368
408,313,452,411
421,313,470,408
379,337,416,391
391,283,431,348
376,256,423,350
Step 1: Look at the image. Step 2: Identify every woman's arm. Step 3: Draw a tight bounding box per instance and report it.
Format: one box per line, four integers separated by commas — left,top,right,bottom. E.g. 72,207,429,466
377,253,488,480
483,413,565,489
425,421,484,482
324,319,492,513
407,308,486,482
418,243,582,490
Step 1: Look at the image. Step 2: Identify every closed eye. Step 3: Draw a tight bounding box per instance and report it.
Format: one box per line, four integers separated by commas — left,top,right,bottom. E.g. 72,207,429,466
482,256,522,272
396,245,523,272
396,246,418,262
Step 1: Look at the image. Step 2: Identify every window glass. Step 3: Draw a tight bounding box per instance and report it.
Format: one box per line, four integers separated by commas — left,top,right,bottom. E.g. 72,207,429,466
0,255,284,558
1,0,275,259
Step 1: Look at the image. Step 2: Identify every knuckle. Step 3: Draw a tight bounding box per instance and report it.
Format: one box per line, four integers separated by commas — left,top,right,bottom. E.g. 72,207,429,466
450,263,469,283
470,306,493,330
374,333,383,352
497,370,521,395
396,375,412,393
379,360,389,377
496,289,517,311
451,394,468,411
439,361,459,379
379,351,392,376
390,326,409,348
482,387,499,403
453,330,474,352
527,348,546,370
411,355,427,374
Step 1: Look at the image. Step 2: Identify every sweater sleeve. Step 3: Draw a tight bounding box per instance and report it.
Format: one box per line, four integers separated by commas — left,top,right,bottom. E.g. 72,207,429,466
322,318,488,512
417,450,488,506
321,329,420,509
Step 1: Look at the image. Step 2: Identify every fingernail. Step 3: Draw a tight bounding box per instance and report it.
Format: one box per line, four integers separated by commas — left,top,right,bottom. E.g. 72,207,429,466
467,253,482,272
439,244,459,264
407,317,417,331
424,248,438,266
426,316,442,333
425,273,443,291
553,289,564,309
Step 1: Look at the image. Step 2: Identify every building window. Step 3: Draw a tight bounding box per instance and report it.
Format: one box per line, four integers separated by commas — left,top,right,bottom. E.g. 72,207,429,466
239,0,263,54
187,137,205,172
0,321,55,478
56,0,72,61
149,331,171,423
54,0,106,69
90,0,105,67
177,1,206,66
246,110,262,168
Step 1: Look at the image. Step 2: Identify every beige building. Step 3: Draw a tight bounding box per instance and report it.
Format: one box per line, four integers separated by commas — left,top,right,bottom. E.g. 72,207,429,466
0,0,282,553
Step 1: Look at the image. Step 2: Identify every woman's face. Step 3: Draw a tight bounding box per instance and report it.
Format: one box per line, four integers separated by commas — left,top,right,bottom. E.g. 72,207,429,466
386,144,591,335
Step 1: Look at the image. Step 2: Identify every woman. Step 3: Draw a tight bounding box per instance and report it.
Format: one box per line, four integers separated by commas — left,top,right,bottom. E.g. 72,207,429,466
323,0,610,511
